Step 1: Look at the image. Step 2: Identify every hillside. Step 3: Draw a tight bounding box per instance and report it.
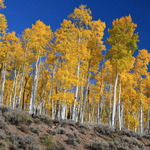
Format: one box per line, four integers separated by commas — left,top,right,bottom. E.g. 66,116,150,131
0,106,150,150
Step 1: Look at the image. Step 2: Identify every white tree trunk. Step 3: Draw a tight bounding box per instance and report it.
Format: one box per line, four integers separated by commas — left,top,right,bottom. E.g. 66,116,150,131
80,61,90,123
118,79,121,130
108,83,112,126
46,85,52,115
72,59,80,121
97,102,100,123
12,67,20,108
121,102,124,128
29,82,34,114
61,103,66,120
9,77,15,107
16,51,27,108
140,99,143,134
79,74,84,121
112,69,118,127
0,64,6,106
29,55,40,115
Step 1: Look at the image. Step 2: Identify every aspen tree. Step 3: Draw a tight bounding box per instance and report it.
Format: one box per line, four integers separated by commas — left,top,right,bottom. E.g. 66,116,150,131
106,15,139,127
133,49,150,134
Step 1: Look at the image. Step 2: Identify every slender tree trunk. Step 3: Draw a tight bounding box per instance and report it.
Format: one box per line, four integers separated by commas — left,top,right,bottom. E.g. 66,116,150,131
140,99,143,134
0,64,6,106
72,59,80,121
9,78,15,107
97,102,100,124
32,56,40,115
22,77,28,111
51,64,55,119
12,67,20,108
70,104,72,119
112,69,118,127
61,103,66,120
79,74,84,121
46,85,52,115
92,103,95,123
29,55,40,115
88,87,90,122
118,78,121,130
80,61,90,123
16,51,27,108
121,102,124,128
5,86,9,106
108,83,112,126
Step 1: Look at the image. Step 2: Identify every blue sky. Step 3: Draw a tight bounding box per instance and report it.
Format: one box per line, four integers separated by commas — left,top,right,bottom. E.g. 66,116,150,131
2,0,150,64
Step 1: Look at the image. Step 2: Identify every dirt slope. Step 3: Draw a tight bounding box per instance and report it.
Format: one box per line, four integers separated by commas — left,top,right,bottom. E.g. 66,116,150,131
0,106,150,150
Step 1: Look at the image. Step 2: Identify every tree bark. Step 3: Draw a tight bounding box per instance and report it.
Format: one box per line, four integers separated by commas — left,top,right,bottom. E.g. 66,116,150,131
112,69,118,127
0,64,6,106
118,78,121,130
108,83,112,126
80,61,90,123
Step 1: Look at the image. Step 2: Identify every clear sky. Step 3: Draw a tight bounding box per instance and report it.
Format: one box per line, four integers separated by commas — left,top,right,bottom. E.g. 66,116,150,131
2,0,150,62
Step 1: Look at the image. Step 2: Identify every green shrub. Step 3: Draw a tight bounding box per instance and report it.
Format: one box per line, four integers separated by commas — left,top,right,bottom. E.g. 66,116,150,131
41,135,59,150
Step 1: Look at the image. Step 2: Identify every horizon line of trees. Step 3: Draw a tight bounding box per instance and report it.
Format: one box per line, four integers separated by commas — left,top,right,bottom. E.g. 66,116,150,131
0,1,150,135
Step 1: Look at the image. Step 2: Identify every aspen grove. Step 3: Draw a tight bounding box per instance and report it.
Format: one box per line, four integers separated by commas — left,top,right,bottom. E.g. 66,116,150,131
0,2,150,134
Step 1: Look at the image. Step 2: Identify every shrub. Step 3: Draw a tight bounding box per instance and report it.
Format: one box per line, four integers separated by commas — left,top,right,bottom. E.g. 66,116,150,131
78,123,89,130
0,133,5,139
143,134,150,139
108,141,117,150
88,140,109,150
0,106,11,116
4,110,32,125
9,144,19,150
67,132,74,138
0,119,7,129
80,128,86,134
76,137,81,144
9,135,27,149
73,132,78,138
67,137,76,145
18,124,30,133
56,127,66,134
120,128,132,137
38,114,52,125
0,141,5,148
29,144,39,150
41,135,59,150
30,127,39,135
25,136,34,144
47,129,57,135
33,118,42,124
